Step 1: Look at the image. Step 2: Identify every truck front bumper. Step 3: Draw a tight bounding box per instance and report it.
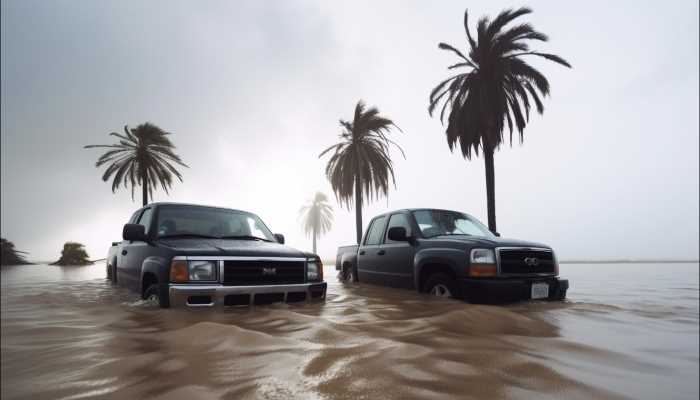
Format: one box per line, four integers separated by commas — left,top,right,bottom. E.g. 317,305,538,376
459,277,568,303
168,282,327,307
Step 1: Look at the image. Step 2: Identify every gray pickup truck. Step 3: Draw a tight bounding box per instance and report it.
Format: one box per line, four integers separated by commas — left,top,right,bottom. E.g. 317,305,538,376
106,202,327,308
336,208,568,303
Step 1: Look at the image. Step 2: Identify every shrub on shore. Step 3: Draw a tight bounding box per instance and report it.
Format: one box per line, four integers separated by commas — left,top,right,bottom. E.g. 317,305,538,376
52,242,92,266
1,238,32,265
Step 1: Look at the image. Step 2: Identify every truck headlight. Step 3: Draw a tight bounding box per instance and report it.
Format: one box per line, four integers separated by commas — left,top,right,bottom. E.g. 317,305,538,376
188,260,217,281
468,248,497,277
307,258,323,281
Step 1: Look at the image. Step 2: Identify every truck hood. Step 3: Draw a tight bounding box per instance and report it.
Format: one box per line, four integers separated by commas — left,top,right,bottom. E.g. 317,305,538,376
425,235,551,249
156,238,308,258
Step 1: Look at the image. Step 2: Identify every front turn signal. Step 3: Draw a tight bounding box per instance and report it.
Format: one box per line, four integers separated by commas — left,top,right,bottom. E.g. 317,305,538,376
170,259,188,283
469,263,497,277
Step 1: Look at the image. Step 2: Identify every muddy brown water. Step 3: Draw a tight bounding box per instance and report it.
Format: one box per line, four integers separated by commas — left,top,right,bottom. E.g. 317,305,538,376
1,263,698,400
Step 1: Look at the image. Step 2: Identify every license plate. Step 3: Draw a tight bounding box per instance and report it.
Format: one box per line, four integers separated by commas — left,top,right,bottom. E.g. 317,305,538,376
531,283,549,299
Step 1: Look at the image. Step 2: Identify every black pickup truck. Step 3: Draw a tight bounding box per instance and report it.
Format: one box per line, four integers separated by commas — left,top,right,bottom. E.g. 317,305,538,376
336,208,568,303
106,203,327,308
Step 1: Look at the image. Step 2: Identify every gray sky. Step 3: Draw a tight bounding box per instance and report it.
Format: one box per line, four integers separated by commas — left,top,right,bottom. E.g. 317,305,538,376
1,0,698,262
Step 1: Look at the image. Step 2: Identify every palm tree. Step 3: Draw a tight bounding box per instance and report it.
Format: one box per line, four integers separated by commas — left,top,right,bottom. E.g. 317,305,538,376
299,192,334,254
320,100,404,244
1,238,32,265
428,7,571,232
85,123,188,206
51,242,91,266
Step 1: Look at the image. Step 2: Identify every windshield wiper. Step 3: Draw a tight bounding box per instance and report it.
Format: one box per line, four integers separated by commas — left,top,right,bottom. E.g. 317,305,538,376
219,235,272,242
158,233,220,239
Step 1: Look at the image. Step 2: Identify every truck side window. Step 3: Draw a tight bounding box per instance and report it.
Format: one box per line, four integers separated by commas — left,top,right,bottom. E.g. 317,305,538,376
385,213,411,243
137,208,153,234
365,216,387,246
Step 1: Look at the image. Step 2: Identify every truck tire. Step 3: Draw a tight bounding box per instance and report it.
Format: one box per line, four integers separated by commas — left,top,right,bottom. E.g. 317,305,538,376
144,283,170,308
340,263,357,283
423,273,460,299
107,264,116,284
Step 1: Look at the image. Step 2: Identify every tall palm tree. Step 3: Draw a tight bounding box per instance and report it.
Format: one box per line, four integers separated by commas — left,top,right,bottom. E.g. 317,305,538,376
85,123,188,206
320,101,404,244
428,7,570,232
299,192,334,254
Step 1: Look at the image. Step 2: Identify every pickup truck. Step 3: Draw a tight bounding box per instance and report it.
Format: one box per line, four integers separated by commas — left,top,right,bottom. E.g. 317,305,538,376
336,208,568,303
106,202,327,308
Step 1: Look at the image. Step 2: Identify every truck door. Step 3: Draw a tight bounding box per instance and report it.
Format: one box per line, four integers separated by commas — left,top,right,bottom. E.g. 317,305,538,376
119,207,153,292
357,215,387,285
380,212,415,289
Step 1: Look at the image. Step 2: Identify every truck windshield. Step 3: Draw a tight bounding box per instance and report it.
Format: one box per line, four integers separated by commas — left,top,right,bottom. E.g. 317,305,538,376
155,205,276,241
412,210,494,238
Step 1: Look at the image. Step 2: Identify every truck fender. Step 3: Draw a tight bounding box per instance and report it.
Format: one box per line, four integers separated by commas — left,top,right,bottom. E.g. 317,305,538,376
413,248,465,290
140,256,170,294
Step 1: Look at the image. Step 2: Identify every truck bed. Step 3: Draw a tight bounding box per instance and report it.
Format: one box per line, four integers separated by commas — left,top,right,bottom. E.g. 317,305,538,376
335,245,358,270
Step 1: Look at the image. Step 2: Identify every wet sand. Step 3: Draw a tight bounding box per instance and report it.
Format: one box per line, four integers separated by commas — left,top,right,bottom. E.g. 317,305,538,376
1,263,698,400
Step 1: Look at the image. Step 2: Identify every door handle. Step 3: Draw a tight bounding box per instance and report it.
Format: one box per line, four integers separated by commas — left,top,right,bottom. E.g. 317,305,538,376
377,250,386,256
359,250,365,255
121,250,128,256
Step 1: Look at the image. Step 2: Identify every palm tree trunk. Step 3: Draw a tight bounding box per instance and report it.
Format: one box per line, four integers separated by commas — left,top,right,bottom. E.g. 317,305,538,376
141,172,148,206
312,226,317,254
354,175,363,244
484,148,497,233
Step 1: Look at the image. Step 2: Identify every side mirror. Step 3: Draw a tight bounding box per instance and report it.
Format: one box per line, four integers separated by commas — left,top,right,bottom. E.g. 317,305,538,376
274,233,285,244
494,231,501,237
387,226,410,242
123,224,147,241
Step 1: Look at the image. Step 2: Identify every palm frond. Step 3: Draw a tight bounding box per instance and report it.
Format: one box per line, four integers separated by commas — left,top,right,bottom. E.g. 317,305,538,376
463,10,477,51
438,42,469,62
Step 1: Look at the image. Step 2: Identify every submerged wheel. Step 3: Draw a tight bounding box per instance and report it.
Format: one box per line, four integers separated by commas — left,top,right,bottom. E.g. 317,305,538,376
107,264,116,284
339,264,357,283
143,283,170,308
424,273,460,299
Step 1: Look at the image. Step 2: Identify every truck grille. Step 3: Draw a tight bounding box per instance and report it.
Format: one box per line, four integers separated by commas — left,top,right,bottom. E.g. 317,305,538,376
223,260,305,285
498,248,556,275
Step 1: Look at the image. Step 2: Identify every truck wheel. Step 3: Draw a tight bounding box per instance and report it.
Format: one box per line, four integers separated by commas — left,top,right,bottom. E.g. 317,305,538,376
340,264,356,283
424,273,460,299
143,284,170,308
107,264,116,284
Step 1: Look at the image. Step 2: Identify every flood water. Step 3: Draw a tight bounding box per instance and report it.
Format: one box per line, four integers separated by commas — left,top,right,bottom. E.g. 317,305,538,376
1,263,698,400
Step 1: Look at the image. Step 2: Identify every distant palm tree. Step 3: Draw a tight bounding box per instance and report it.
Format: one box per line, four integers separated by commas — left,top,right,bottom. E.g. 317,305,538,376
0,238,31,265
85,123,188,206
299,192,334,254
428,7,570,233
320,100,404,244
51,242,91,266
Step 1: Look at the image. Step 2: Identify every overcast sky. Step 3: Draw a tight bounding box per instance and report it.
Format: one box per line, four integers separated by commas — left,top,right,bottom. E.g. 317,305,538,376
1,0,698,262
